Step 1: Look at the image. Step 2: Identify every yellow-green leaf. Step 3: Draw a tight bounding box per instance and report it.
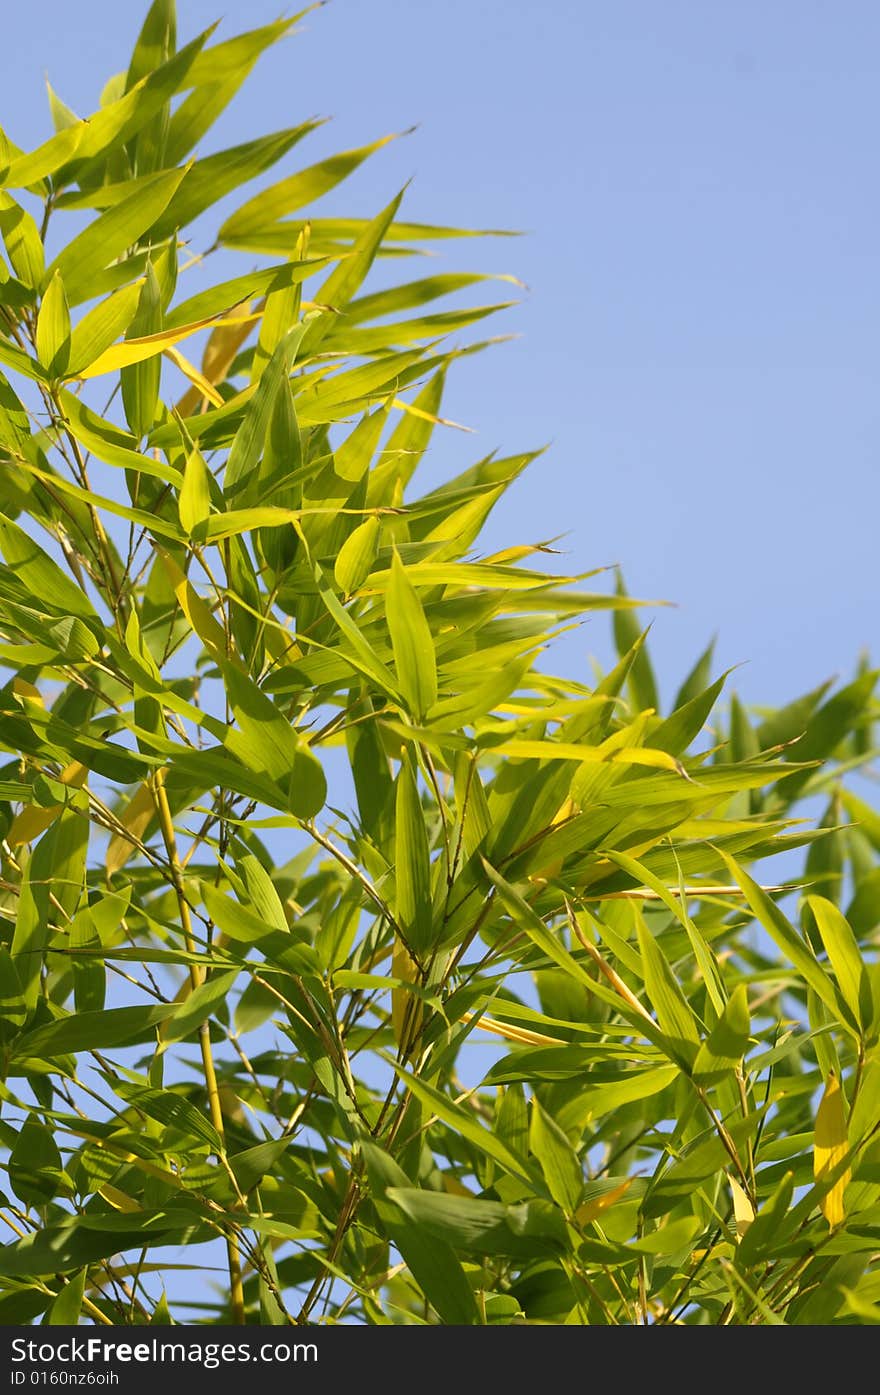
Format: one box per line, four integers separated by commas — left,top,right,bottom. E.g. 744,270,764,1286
394,756,433,955
35,271,71,378
529,1097,582,1215
334,516,380,595
178,447,212,535
387,551,437,720
220,133,400,238
806,894,872,1033
814,1072,851,1227
46,165,189,305
0,194,45,290
67,279,145,376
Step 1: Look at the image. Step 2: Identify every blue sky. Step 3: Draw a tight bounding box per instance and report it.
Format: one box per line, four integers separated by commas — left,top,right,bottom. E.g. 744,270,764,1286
5,0,878,715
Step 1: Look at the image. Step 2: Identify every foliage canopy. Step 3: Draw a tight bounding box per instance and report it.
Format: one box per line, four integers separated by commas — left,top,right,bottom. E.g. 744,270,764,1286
0,0,878,1327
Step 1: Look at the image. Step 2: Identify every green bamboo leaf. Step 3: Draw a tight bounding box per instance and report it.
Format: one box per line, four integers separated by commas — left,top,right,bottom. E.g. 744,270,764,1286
13,1004,175,1059
383,1070,546,1192
9,1118,68,1206
220,133,402,239
220,661,326,818
650,671,729,756
163,257,328,331
718,849,849,1026
385,1187,568,1259
806,894,873,1033
773,671,879,800
692,984,751,1084
165,16,305,164
673,637,717,711
394,755,433,954
200,883,274,947
613,572,659,713
57,389,181,485
66,280,144,376
335,516,380,595
0,125,84,188
0,1215,187,1279
236,851,288,932
161,969,239,1045
298,189,405,356
387,551,437,720
113,1085,223,1153
121,262,163,438
69,906,106,1015
224,334,297,503
368,368,446,505
0,194,45,289
126,0,175,91
736,1172,796,1269
35,270,71,379
178,447,212,535
840,788,880,854
0,337,48,384
0,946,27,1047
634,914,702,1067
46,165,188,305
222,214,515,256
158,125,318,239
47,1269,86,1325
495,1082,529,1159
11,826,56,1013
529,1097,583,1215
0,513,99,621
52,27,212,185
229,1137,292,1194
362,1143,481,1325
124,0,176,175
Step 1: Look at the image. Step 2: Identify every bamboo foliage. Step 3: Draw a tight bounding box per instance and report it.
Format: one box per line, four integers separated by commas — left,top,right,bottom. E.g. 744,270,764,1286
0,1,878,1327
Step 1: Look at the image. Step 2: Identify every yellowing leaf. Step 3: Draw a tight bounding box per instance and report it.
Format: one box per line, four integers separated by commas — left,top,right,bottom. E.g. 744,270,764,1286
73,309,254,379
159,549,228,665
391,939,422,1049
462,1012,565,1046
106,784,156,876
575,1178,632,1228
8,762,88,845
814,1072,851,1227
498,738,684,773
529,794,578,884
164,344,225,407
729,1173,755,1239
67,279,145,377
176,303,259,416
98,1183,143,1214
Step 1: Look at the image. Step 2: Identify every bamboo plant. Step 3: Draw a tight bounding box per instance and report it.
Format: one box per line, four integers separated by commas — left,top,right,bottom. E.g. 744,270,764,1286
0,0,878,1326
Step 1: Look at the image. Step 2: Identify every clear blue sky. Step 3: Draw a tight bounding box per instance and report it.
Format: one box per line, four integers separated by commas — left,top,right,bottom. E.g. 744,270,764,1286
5,0,879,711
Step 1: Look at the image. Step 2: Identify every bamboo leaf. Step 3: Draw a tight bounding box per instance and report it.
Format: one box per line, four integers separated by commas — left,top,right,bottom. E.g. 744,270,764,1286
529,1097,582,1215
814,1072,851,1227
178,447,212,535
35,271,71,379
46,165,189,305
806,894,873,1033
387,551,437,720
394,755,433,955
